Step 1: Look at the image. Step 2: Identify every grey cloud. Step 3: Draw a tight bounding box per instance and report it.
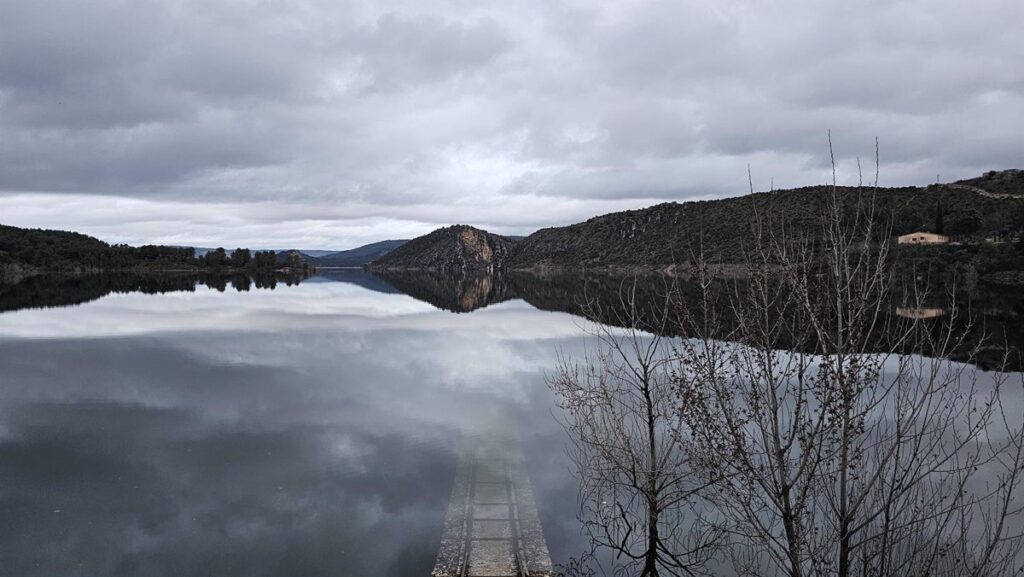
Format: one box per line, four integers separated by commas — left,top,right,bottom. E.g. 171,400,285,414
347,12,514,90
0,113,292,193
0,0,1021,247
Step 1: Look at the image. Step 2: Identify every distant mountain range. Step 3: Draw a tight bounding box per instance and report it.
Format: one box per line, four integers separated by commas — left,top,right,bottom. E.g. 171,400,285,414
311,240,409,267
369,170,1024,273
188,241,408,266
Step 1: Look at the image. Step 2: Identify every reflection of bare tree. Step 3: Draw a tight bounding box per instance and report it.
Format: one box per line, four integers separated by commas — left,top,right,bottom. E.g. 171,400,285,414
553,147,1024,576
551,283,722,577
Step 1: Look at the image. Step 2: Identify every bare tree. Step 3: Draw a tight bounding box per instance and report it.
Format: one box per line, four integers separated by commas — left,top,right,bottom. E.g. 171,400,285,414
554,140,1024,577
674,140,1024,577
550,282,722,577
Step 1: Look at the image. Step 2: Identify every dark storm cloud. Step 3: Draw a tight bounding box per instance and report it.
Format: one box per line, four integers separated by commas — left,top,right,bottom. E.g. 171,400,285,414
0,0,1021,246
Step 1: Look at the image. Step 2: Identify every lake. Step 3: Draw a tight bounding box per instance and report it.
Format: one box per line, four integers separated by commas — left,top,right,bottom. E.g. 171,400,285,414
0,271,601,577
1,270,1021,576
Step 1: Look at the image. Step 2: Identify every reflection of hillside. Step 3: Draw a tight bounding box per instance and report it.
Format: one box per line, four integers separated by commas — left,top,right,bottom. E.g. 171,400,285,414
371,269,1024,372
0,272,307,314
508,272,681,330
0,274,198,313
526,273,1023,371
314,269,402,294
370,270,516,312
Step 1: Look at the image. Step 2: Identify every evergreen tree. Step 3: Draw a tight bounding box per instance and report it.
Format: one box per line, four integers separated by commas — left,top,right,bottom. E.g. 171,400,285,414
204,247,227,269
253,250,277,270
230,248,251,268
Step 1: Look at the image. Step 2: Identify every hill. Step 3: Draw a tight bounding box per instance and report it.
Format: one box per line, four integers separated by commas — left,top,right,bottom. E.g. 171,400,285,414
0,225,310,280
0,224,196,278
275,249,319,265
368,225,517,273
265,240,408,267
953,169,1024,197
314,240,407,267
370,170,1024,272
513,173,1024,270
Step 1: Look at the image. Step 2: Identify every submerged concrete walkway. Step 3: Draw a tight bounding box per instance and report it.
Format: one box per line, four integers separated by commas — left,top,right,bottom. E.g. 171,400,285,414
432,438,554,577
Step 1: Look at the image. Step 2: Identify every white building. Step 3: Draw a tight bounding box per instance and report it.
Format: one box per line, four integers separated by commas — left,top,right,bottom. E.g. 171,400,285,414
897,232,949,245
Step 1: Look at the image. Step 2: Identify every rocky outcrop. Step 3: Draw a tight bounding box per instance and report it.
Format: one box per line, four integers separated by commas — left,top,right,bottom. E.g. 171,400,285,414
368,225,518,273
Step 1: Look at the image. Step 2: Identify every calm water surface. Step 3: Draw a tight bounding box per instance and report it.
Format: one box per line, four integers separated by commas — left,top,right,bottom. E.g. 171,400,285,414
3,270,1021,576
0,273,591,576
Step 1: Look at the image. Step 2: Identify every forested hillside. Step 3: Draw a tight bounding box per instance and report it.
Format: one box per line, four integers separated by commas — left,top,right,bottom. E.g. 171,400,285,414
313,240,407,267
0,225,195,271
511,172,1024,269
371,170,1024,272
0,225,305,279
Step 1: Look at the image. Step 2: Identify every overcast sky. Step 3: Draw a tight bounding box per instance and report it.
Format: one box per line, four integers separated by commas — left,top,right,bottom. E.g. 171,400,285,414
1,0,1021,249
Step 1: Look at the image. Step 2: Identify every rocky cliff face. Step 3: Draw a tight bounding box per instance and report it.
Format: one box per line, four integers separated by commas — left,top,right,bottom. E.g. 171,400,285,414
368,225,518,273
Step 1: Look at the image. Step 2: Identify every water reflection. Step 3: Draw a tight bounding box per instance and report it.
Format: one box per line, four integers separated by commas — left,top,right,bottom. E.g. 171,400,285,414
372,269,1024,371
373,269,515,313
0,280,591,576
0,271,308,314
2,269,1021,370
1,269,1022,575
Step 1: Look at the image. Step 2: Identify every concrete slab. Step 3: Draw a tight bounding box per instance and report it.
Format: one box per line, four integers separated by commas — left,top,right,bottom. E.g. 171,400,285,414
433,439,553,577
472,519,512,539
473,504,510,520
467,538,514,576
475,447,506,460
474,482,508,504
475,464,506,483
